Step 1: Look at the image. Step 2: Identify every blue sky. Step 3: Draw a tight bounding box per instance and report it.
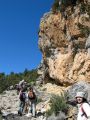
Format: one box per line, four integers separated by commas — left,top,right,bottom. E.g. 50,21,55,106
0,0,54,74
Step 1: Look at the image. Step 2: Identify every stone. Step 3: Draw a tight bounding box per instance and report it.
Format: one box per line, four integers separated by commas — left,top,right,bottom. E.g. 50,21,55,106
66,81,90,101
38,2,90,85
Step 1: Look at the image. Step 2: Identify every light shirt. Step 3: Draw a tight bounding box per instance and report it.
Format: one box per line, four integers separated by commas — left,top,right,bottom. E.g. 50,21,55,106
77,103,90,120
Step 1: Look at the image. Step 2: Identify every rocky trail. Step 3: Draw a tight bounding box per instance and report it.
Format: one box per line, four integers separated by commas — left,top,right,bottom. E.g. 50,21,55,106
1,113,46,120
1,82,90,120
0,88,48,120
0,83,61,120
0,83,68,120
0,0,90,119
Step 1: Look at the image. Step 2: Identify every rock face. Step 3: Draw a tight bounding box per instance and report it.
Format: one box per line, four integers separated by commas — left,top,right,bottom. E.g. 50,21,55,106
38,1,90,85
67,81,90,101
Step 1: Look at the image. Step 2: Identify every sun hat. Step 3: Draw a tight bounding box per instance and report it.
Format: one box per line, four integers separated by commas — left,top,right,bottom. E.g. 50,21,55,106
75,91,88,99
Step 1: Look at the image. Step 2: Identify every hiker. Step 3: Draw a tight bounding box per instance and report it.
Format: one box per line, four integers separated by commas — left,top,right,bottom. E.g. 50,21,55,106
27,87,37,117
17,79,26,94
19,79,26,89
75,91,90,120
18,87,28,116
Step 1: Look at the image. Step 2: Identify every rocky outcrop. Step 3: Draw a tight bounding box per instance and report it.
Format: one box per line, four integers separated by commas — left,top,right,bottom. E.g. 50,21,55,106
38,1,90,85
67,81,90,101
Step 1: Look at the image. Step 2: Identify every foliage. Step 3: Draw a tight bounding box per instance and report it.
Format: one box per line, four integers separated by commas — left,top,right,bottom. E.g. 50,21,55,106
0,114,2,120
78,23,90,37
51,0,76,13
0,69,39,93
46,94,69,117
36,98,43,104
80,3,90,17
52,0,90,14
52,0,60,13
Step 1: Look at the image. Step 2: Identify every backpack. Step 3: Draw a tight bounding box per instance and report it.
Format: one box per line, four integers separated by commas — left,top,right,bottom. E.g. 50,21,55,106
28,91,36,100
19,92,26,102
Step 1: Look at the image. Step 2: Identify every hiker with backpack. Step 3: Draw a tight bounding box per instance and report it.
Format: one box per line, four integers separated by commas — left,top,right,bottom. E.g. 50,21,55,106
18,87,28,116
75,91,90,120
27,87,37,117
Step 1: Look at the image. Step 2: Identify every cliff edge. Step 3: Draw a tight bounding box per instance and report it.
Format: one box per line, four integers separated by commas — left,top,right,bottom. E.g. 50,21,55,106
38,0,90,85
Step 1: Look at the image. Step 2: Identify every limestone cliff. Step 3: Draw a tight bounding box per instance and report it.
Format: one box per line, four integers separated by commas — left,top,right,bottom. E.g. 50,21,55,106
38,0,90,85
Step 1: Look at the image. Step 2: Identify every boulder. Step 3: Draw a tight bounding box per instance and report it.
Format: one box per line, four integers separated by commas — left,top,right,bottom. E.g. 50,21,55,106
66,81,90,101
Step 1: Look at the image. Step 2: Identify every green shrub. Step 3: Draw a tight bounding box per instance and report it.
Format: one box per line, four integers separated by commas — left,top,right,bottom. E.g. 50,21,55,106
36,98,43,104
46,94,69,116
52,0,74,13
52,0,59,13
80,3,86,14
80,3,90,17
0,69,39,93
0,114,2,120
78,23,90,37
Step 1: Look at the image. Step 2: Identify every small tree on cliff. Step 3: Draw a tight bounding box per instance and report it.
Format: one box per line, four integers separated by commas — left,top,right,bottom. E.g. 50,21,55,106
52,0,59,13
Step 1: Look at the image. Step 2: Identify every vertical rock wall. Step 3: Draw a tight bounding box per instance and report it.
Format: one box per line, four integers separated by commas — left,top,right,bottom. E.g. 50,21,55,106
38,1,90,85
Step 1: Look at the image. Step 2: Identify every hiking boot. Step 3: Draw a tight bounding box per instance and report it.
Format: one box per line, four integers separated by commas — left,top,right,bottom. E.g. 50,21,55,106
18,111,22,116
32,115,36,118
25,113,32,117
